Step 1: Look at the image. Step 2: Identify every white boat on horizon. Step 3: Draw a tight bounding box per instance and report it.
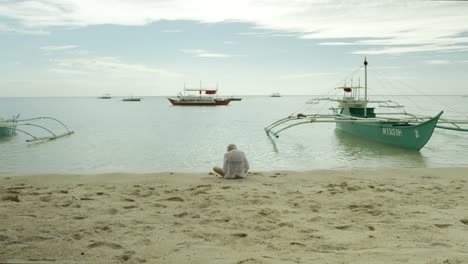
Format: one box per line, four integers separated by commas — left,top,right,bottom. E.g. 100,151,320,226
98,93,111,99
168,83,231,106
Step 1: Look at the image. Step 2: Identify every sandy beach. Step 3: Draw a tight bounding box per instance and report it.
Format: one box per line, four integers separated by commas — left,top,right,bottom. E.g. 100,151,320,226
1,168,468,264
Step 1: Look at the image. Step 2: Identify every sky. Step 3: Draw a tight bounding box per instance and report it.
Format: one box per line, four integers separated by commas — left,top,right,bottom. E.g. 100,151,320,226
1,0,468,97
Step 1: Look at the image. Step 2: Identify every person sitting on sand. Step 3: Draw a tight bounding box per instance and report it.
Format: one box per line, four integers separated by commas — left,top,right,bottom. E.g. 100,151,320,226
213,144,249,179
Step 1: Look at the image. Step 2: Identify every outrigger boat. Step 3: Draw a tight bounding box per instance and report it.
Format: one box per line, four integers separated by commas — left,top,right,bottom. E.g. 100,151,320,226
265,59,468,150
0,115,74,143
227,96,242,101
168,83,231,106
122,96,142,102
98,93,111,99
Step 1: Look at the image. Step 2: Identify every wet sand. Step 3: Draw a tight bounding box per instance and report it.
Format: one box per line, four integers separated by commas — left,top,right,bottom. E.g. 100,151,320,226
1,168,468,263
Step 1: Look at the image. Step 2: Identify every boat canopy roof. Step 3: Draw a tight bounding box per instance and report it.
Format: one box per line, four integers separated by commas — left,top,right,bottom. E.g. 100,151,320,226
184,88,217,94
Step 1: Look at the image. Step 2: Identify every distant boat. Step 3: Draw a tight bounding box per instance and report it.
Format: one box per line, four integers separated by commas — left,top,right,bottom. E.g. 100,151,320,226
122,97,142,102
168,83,231,106
228,96,242,101
270,93,281,97
98,93,111,99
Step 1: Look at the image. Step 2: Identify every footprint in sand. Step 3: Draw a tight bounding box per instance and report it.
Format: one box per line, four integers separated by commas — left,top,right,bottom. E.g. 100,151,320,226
434,224,452,228
87,241,123,250
215,216,231,223
278,222,294,228
72,233,83,240
290,242,305,246
173,212,189,218
335,225,351,230
118,250,136,261
258,209,274,216
95,225,112,232
107,208,119,215
461,219,468,225
231,232,248,238
236,258,260,264
192,190,208,195
152,203,167,208
39,196,52,202
1,195,20,202
165,197,184,202
348,204,383,216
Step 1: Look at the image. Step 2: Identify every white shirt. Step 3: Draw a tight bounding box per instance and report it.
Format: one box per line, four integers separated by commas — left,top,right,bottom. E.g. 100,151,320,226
223,149,249,179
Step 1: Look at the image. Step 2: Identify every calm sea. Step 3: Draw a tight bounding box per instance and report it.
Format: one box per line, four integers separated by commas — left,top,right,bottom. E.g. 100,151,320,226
1,95,468,176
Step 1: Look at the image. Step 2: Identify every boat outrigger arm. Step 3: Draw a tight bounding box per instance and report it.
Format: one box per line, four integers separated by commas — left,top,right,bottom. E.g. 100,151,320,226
265,111,468,139
4,116,74,142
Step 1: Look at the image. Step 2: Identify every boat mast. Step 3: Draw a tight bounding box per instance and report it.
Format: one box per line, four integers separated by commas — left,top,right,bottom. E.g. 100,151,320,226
364,58,368,117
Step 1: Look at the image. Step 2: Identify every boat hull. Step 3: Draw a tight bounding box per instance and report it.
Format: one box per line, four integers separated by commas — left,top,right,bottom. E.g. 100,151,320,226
168,98,231,106
0,125,16,137
335,111,443,150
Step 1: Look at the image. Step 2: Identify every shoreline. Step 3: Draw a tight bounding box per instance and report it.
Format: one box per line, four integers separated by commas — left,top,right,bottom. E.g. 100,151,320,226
1,167,468,263
2,164,467,178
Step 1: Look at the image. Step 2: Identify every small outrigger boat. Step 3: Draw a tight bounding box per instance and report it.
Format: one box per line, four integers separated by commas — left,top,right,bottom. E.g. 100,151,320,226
0,115,74,143
122,96,142,102
98,93,111,99
265,59,468,150
228,96,243,101
168,83,231,106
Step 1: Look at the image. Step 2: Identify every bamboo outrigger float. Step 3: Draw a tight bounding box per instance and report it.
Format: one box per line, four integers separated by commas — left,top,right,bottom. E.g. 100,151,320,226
0,115,74,143
265,59,468,150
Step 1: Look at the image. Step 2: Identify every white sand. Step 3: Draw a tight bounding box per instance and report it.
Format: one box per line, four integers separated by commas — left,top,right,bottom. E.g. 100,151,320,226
1,168,468,264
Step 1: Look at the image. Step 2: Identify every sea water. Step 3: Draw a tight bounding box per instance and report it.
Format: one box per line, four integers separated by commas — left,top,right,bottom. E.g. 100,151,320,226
1,96,467,176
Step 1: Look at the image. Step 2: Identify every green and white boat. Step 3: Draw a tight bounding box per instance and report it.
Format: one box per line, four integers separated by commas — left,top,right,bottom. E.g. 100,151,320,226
265,59,468,150
0,115,19,137
0,115,74,143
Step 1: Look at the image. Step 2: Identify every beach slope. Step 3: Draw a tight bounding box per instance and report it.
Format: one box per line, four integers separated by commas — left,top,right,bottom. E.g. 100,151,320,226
1,168,468,263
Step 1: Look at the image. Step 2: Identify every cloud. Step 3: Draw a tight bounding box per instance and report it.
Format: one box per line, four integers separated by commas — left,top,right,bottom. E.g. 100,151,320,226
353,45,468,55
162,29,182,33
426,60,450,65
279,72,334,80
318,42,354,46
424,59,468,65
41,45,79,51
49,56,181,76
0,22,49,35
1,0,468,54
181,49,232,58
